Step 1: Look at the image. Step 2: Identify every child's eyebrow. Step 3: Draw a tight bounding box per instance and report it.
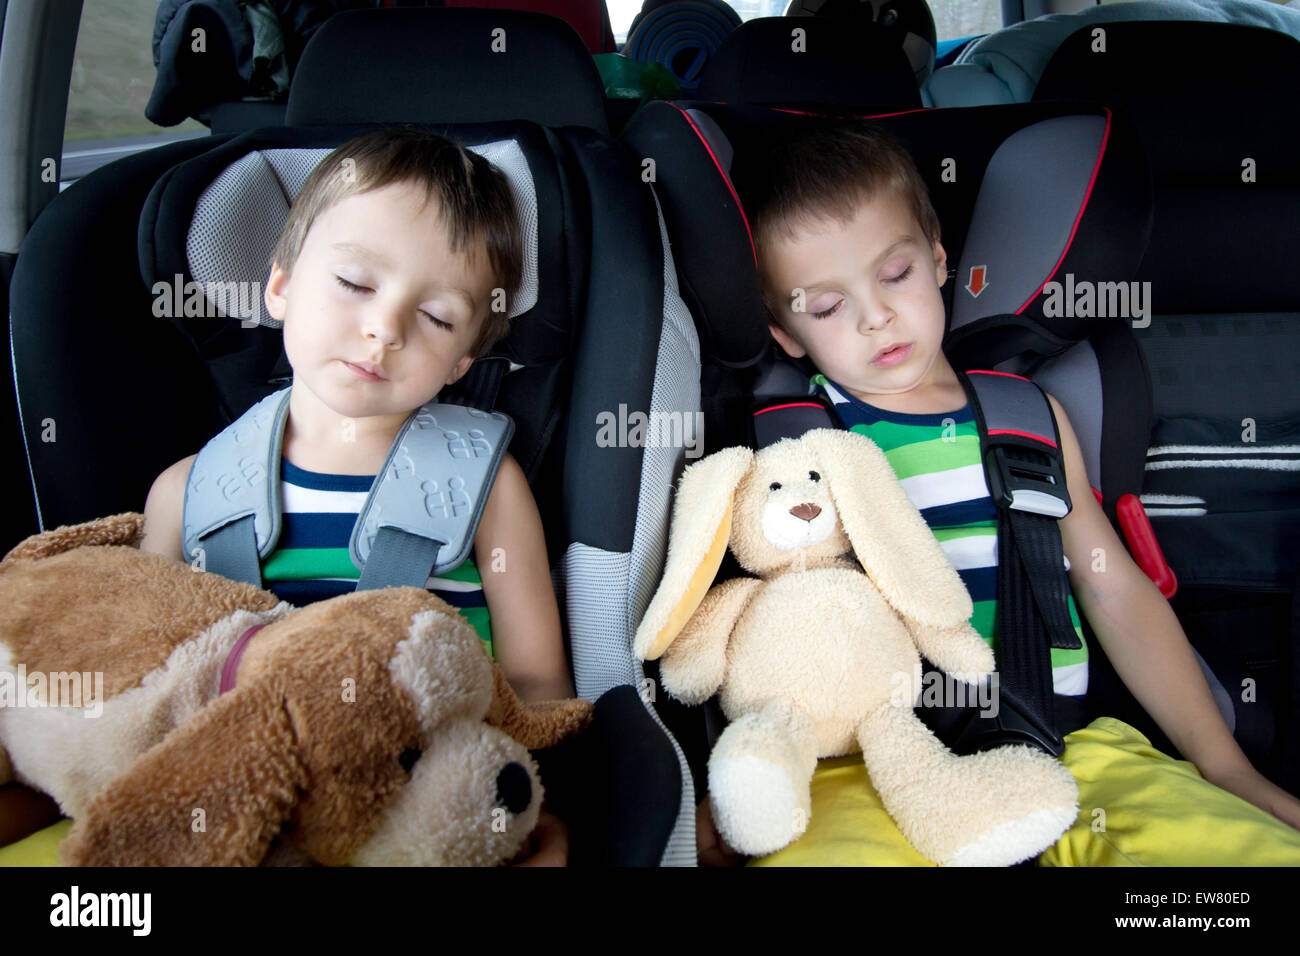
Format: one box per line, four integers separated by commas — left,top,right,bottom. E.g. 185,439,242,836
331,240,389,264
802,235,917,293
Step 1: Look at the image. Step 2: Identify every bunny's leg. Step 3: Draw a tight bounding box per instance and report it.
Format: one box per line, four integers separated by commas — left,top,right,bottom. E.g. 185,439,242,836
856,704,1078,866
707,700,818,857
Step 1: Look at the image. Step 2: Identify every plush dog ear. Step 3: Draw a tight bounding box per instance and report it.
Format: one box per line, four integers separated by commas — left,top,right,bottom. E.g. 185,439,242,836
59,677,305,866
801,429,972,629
486,664,593,750
0,512,145,571
634,447,754,661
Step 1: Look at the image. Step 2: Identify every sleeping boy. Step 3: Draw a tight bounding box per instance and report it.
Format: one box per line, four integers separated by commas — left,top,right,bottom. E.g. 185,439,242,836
140,128,573,865
696,119,1300,865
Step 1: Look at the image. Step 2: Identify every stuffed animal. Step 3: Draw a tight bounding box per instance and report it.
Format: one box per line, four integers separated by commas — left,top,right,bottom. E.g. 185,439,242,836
0,513,591,866
634,430,1079,866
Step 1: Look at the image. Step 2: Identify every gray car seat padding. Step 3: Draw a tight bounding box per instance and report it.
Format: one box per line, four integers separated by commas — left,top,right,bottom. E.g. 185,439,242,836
926,0,1300,108
186,139,540,329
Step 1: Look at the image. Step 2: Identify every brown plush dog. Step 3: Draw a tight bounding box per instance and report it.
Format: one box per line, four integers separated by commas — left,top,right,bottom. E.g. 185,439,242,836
0,513,591,866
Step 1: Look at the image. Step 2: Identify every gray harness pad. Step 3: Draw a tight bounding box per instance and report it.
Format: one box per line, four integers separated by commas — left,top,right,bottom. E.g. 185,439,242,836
182,388,513,579
350,403,513,574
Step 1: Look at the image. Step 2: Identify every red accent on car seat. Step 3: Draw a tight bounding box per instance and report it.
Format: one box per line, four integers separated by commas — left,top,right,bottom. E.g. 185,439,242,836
987,427,1057,449
442,0,615,53
767,107,934,120
668,102,756,266
753,402,825,415
1116,492,1178,598
966,368,1031,381
1017,107,1112,314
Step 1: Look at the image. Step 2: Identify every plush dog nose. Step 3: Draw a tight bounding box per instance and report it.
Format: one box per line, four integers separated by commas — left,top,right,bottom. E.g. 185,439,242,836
790,503,821,522
495,762,532,815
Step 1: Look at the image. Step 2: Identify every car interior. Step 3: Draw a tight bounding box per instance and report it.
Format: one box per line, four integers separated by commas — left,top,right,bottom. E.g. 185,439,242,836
1,0,1297,869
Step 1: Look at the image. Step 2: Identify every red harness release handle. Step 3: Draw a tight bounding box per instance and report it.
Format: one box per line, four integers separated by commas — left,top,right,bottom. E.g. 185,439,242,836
1115,493,1178,599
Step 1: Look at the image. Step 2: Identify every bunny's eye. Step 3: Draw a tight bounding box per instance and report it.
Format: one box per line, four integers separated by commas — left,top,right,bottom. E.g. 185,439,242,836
809,471,820,482
769,482,782,491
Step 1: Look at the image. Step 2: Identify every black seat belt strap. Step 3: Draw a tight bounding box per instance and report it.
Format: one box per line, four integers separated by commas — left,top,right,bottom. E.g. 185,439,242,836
964,369,1080,755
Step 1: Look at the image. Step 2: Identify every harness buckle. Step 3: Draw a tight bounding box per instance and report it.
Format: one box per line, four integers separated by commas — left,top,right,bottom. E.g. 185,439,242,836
983,437,1072,519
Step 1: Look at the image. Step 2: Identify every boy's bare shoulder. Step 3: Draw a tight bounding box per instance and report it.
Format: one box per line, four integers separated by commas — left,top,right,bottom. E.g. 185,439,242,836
140,454,197,564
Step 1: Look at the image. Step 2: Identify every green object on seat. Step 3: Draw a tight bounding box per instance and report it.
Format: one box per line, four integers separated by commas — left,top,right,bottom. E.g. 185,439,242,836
0,819,70,866
592,53,681,102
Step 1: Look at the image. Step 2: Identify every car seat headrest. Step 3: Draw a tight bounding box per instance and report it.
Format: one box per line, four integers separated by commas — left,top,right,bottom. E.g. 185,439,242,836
698,16,922,113
624,101,1151,372
1034,21,1300,182
285,7,609,133
782,0,937,86
182,138,539,331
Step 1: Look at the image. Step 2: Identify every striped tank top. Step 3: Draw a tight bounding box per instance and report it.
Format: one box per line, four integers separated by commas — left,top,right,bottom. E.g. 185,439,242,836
260,458,494,658
814,375,1088,696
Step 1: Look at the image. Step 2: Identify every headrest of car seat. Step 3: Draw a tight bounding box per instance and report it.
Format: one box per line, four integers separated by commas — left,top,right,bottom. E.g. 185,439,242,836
697,16,922,112
783,0,937,86
181,139,538,330
1034,21,1300,183
945,107,1150,343
443,0,617,56
623,100,1150,368
285,8,609,133
140,123,570,372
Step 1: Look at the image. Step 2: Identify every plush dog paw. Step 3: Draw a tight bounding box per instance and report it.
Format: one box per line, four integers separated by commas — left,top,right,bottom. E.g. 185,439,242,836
708,755,809,857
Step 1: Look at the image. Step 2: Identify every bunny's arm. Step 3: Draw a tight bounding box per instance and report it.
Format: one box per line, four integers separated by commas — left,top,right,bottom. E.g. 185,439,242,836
901,616,995,682
658,577,762,705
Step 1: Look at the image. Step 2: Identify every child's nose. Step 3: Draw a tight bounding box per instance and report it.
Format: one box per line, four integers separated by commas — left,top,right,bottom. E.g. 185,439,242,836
857,300,894,333
362,304,404,348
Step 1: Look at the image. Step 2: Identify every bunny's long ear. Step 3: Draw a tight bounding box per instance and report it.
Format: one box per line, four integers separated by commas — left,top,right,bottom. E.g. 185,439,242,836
634,447,754,661
60,677,305,866
802,429,972,629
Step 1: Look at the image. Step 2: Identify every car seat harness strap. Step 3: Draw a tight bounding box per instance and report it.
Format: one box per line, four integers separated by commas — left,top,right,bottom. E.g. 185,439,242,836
182,387,514,591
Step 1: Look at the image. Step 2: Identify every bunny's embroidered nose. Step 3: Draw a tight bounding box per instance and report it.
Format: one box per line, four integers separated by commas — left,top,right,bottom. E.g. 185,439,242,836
790,503,821,522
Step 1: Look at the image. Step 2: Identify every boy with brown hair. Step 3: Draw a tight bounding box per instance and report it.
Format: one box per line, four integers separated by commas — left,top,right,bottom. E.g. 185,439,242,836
141,128,572,864
698,119,1300,865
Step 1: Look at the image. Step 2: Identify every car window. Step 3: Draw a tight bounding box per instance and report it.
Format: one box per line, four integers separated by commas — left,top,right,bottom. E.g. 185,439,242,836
62,0,206,187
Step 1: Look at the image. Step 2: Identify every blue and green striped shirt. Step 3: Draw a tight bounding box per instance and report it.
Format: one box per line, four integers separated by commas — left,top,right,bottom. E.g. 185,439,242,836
260,458,493,657
814,375,1088,696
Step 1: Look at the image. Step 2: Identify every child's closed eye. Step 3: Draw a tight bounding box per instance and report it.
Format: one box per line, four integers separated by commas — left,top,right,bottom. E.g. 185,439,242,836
335,275,370,294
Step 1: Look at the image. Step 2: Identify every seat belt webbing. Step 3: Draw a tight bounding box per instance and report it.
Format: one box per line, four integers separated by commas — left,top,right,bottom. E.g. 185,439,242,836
199,514,263,589
355,525,443,591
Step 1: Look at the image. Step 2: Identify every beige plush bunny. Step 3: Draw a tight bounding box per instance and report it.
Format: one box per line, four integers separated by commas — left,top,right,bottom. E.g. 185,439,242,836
634,429,1079,866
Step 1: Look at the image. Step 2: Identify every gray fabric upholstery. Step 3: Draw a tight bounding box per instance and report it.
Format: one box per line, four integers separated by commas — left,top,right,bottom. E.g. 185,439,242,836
951,115,1107,330
187,140,541,329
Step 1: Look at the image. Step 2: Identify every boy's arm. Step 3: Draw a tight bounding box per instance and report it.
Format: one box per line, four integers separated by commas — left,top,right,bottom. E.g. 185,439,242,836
1047,395,1300,828
475,452,575,704
139,454,196,564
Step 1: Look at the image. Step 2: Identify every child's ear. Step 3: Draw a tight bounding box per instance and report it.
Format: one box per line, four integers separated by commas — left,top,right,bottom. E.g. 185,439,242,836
447,354,474,386
768,320,807,359
264,262,289,321
932,237,949,288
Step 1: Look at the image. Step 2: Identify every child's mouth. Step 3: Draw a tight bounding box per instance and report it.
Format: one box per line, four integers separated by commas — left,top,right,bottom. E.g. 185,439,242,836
344,361,386,382
871,343,913,367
